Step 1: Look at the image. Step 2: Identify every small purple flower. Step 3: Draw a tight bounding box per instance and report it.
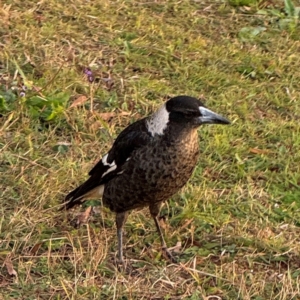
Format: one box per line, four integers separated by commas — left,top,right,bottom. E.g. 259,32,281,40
20,92,26,97
84,68,94,83
88,76,94,83
22,85,27,91
84,68,93,76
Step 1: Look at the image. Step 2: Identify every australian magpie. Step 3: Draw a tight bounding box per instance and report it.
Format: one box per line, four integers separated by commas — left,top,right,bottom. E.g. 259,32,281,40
63,95,230,263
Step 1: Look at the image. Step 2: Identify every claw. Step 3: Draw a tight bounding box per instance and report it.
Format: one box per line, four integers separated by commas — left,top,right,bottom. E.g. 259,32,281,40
162,247,178,263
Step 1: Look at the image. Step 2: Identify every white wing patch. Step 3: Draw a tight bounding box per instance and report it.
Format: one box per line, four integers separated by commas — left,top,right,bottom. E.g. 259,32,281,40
101,153,115,167
102,164,117,177
146,104,169,136
101,153,129,179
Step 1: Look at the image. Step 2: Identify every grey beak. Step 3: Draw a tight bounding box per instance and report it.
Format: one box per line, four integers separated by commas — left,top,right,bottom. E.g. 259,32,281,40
199,107,230,125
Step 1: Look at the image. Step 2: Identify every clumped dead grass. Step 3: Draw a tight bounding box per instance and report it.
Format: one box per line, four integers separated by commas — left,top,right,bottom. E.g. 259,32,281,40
1,0,300,299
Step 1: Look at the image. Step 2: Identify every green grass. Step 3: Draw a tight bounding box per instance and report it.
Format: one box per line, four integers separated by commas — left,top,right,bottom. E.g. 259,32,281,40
1,0,300,299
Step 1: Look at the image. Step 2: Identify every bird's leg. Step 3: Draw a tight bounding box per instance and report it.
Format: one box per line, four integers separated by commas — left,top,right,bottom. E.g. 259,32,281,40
149,202,177,263
150,203,167,248
115,212,128,265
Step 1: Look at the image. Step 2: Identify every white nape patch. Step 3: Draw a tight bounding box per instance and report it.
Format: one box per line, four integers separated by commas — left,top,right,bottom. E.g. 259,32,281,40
102,153,115,167
102,164,117,177
146,104,169,136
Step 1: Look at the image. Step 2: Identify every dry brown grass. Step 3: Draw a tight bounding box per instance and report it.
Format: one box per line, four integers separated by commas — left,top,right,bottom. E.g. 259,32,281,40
1,0,300,299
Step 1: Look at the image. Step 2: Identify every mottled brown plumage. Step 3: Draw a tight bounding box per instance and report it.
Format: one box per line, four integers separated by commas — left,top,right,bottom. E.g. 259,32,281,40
63,95,230,263
104,127,199,212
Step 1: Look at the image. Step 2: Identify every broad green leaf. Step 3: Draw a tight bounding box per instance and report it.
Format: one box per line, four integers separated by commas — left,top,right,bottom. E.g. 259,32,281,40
0,95,9,111
238,26,266,42
285,0,295,17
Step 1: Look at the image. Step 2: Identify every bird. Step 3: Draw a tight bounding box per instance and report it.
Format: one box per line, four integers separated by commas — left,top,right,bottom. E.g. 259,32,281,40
63,95,230,264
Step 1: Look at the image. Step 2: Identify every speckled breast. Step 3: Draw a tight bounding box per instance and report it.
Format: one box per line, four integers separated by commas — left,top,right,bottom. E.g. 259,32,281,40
103,129,200,213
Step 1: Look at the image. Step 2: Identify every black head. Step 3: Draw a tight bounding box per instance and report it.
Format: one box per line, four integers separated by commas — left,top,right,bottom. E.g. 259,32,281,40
166,95,230,126
146,95,230,136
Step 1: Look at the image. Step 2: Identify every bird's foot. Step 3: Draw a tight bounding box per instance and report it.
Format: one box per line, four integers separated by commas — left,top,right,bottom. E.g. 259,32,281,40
116,258,139,274
116,258,126,270
162,246,178,263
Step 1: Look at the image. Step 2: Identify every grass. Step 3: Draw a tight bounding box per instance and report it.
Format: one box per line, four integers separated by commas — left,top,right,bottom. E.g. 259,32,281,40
1,0,300,299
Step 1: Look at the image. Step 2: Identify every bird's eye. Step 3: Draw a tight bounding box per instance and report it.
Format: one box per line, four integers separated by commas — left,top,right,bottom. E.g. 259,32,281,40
184,110,197,117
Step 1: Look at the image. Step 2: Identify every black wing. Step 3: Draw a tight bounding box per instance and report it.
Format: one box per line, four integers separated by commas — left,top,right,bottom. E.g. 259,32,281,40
63,118,151,209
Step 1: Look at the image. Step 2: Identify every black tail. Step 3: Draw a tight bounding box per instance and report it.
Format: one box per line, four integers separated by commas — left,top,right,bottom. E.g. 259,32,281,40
62,174,104,211
61,185,85,210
